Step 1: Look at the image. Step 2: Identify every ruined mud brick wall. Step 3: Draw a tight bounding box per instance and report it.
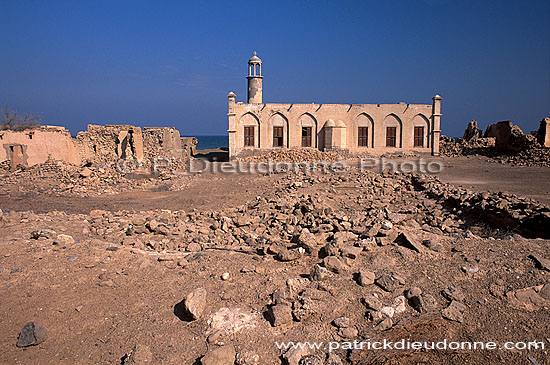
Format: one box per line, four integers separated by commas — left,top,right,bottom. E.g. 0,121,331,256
0,126,79,168
76,124,144,165
143,127,189,170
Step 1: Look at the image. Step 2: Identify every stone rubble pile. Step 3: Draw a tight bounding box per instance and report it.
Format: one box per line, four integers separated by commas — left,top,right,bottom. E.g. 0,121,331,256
0,156,192,197
80,169,549,255
237,149,345,163
4,166,550,364
440,119,550,166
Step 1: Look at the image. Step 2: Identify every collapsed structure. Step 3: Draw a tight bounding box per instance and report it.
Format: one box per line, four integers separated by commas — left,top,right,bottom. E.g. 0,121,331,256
440,117,550,166
0,124,196,170
228,52,442,158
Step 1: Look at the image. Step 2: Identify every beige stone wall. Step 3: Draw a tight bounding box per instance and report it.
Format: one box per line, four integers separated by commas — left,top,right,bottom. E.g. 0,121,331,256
0,126,79,167
228,97,441,158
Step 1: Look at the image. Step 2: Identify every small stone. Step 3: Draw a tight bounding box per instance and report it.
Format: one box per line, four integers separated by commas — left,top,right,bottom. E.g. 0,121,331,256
184,287,207,320
442,301,466,322
276,248,301,262
16,322,47,347
381,221,393,230
341,246,362,259
540,283,550,300
187,242,202,252
326,353,344,365
53,234,75,245
380,306,395,318
201,345,236,365
98,280,114,287
310,264,330,281
395,232,422,253
324,255,345,273
268,305,293,327
442,285,465,302
297,228,320,254
332,316,350,328
375,317,393,331
299,355,324,365
337,327,358,339
363,293,383,311
80,167,93,177
392,295,407,314
357,269,375,287
375,273,402,292
221,272,230,281
529,254,550,271
75,305,83,312
409,294,437,313
106,246,119,251
405,286,422,299
283,346,312,365
461,266,479,274
236,350,260,365
124,344,153,365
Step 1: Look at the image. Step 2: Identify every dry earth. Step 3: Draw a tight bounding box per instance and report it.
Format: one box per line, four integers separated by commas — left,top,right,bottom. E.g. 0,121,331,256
0,156,549,365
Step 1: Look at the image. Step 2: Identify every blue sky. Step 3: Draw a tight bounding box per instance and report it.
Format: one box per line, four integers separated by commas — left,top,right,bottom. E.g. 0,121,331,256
0,0,548,137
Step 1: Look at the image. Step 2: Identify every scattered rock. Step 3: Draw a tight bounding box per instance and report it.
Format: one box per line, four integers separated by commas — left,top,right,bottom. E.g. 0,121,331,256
236,350,260,365
283,346,311,365
395,232,422,253
184,287,207,320
506,285,548,311
16,322,47,347
201,345,236,365
124,344,153,365
363,293,383,311
53,234,75,245
332,316,350,328
405,286,422,299
276,248,301,262
221,272,230,281
268,305,293,327
337,327,358,339
357,269,375,287
461,266,479,274
441,301,466,322
442,285,465,302
375,273,403,292
310,264,330,281
409,294,437,313
324,256,345,273
529,254,550,271
375,317,393,331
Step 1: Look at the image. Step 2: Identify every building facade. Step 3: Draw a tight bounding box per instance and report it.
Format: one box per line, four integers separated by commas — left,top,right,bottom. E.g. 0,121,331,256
228,53,442,158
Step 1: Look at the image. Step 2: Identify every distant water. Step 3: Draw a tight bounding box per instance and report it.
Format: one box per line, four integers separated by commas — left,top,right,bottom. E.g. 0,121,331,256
189,135,228,150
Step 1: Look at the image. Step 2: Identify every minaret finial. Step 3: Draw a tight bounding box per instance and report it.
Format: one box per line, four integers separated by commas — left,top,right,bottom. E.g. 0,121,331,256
254,51,257,56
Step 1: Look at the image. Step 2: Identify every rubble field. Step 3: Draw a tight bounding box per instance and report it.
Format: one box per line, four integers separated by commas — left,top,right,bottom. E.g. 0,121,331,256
0,157,549,364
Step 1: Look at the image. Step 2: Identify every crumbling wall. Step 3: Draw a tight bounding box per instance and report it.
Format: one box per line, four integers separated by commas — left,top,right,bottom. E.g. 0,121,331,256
462,120,483,141
537,117,550,148
76,124,144,165
181,137,197,156
0,126,78,168
0,123,194,172
484,121,536,154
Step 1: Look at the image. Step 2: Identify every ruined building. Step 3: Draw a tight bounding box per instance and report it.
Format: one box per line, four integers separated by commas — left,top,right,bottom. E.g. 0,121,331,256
228,52,442,158
0,124,196,170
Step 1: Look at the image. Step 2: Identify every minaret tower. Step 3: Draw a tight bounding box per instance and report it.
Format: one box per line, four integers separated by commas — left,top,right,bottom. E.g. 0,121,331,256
247,51,263,104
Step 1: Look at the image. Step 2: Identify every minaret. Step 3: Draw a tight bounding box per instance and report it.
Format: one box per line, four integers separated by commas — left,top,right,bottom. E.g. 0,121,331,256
247,51,263,104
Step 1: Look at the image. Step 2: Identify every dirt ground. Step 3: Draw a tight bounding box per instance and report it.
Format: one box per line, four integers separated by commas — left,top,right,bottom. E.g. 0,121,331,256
0,156,549,364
